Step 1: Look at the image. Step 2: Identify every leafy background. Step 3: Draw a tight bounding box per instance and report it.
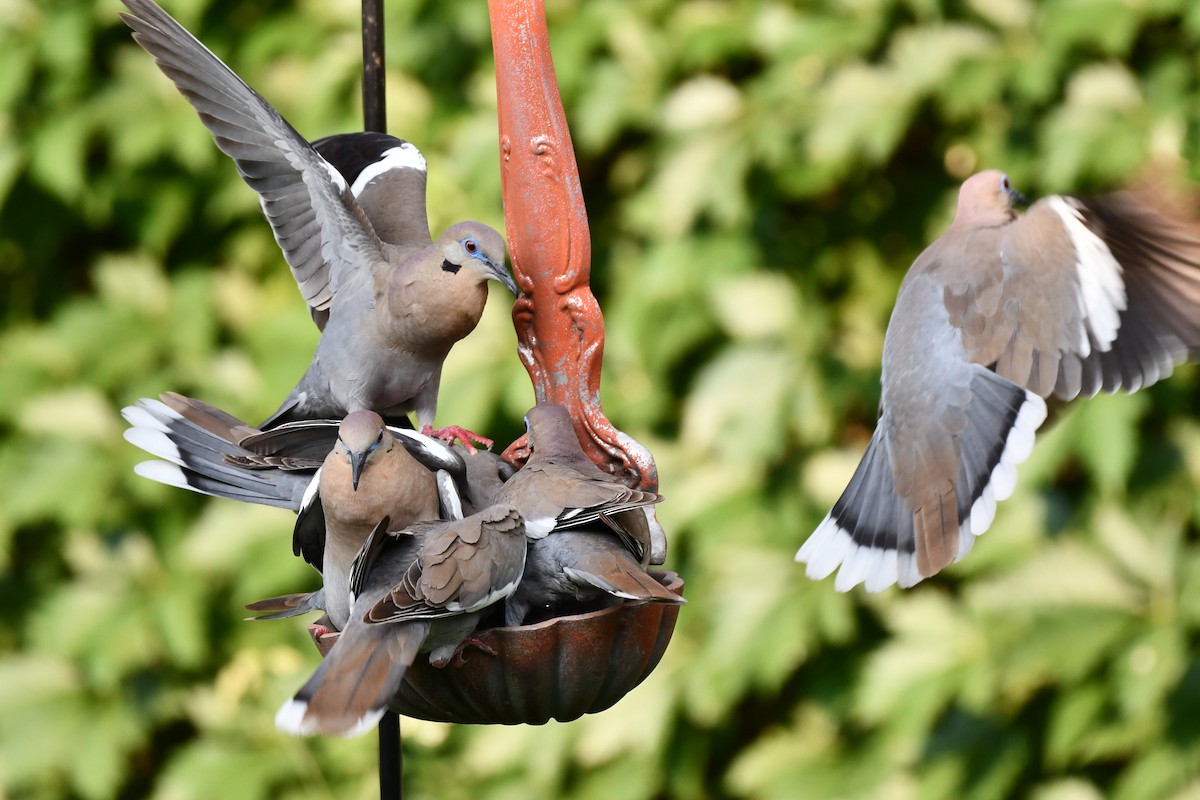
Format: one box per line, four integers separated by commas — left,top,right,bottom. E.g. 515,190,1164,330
2,0,1200,797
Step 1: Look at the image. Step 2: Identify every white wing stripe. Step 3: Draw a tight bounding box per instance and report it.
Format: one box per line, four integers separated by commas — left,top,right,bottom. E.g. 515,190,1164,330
1048,196,1127,354
350,143,427,196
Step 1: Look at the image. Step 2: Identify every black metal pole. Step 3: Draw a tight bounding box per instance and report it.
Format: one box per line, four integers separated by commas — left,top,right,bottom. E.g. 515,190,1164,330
361,0,386,132
362,1,396,797
379,710,402,799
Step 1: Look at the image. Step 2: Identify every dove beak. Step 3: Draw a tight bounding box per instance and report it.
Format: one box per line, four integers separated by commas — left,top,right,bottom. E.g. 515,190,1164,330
350,450,368,491
490,261,520,297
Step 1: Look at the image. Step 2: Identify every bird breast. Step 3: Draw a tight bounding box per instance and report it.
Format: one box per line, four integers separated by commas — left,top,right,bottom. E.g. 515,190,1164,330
384,273,489,352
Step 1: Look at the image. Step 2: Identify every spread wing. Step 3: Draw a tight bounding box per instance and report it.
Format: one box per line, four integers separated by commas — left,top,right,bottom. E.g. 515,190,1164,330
121,0,385,318
951,192,1200,399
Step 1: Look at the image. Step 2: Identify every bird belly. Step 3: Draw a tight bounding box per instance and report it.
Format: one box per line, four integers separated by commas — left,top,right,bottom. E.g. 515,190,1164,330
325,345,436,418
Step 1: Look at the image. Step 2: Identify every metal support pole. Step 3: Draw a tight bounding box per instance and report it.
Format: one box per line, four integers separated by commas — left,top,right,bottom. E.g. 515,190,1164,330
379,710,402,800
362,0,386,132
362,2,398,797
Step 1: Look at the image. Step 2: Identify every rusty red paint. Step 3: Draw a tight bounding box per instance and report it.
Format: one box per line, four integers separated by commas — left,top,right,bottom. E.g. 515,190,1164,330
490,0,658,494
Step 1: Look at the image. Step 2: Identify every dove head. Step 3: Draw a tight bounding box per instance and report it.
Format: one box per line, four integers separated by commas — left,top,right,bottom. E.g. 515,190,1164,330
953,170,1026,228
524,403,586,460
439,222,517,297
336,410,391,491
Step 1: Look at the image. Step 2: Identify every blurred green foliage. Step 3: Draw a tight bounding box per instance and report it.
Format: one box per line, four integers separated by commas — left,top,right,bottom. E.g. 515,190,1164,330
2,0,1200,797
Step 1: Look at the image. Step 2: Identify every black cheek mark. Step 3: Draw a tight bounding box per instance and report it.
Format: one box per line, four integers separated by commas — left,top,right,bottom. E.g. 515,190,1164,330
441,259,461,274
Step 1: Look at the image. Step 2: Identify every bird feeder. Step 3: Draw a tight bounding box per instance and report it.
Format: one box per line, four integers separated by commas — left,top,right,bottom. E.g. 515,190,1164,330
309,0,683,726
312,572,682,724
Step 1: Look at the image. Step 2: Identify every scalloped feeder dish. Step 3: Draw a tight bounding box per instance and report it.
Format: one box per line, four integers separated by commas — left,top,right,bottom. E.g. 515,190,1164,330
310,571,683,725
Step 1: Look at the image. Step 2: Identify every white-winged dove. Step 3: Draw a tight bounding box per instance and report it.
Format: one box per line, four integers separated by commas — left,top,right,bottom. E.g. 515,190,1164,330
121,392,460,575
124,396,442,627
798,169,1200,592
276,505,526,737
245,445,502,619
504,527,683,627
120,0,518,448
495,404,662,564
240,449,492,624
306,411,441,630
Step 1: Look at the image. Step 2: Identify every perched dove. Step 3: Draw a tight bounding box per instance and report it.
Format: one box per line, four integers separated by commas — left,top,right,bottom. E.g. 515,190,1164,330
240,445,493,624
496,404,662,564
276,506,526,737
314,411,441,629
504,527,684,627
798,170,1200,592
120,0,518,448
121,392,460,574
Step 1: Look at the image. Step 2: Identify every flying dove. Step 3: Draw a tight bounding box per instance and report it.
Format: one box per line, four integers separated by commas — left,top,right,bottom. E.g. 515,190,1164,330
496,404,662,564
504,527,684,627
798,170,1200,592
276,505,526,737
119,0,518,449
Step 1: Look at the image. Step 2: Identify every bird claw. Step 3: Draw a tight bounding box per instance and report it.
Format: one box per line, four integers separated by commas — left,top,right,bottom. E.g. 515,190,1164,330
307,622,339,645
422,424,493,454
430,635,497,668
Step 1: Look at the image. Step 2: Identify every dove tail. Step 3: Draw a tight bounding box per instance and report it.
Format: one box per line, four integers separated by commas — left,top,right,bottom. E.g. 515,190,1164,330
797,367,1045,592
122,394,309,509
956,368,1047,543
244,589,324,621
276,621,427,738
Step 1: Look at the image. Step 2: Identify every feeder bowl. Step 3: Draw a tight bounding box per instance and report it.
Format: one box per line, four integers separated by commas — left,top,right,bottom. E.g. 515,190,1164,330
310,570,683,725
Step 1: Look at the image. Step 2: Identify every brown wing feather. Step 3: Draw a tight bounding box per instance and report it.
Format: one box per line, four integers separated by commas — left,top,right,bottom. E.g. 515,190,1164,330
159,391,257,443
942,209,1083,395
368,506,524,623
950,192,1200,400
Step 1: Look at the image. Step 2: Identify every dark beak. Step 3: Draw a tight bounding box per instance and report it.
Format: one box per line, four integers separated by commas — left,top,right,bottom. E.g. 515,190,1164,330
350,450,368,491
1006,186,1028,206
489,261,520,297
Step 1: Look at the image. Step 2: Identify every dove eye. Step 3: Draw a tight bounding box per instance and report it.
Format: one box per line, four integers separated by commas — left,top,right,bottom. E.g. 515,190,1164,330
1001,175,1011,191
464,239,479,254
